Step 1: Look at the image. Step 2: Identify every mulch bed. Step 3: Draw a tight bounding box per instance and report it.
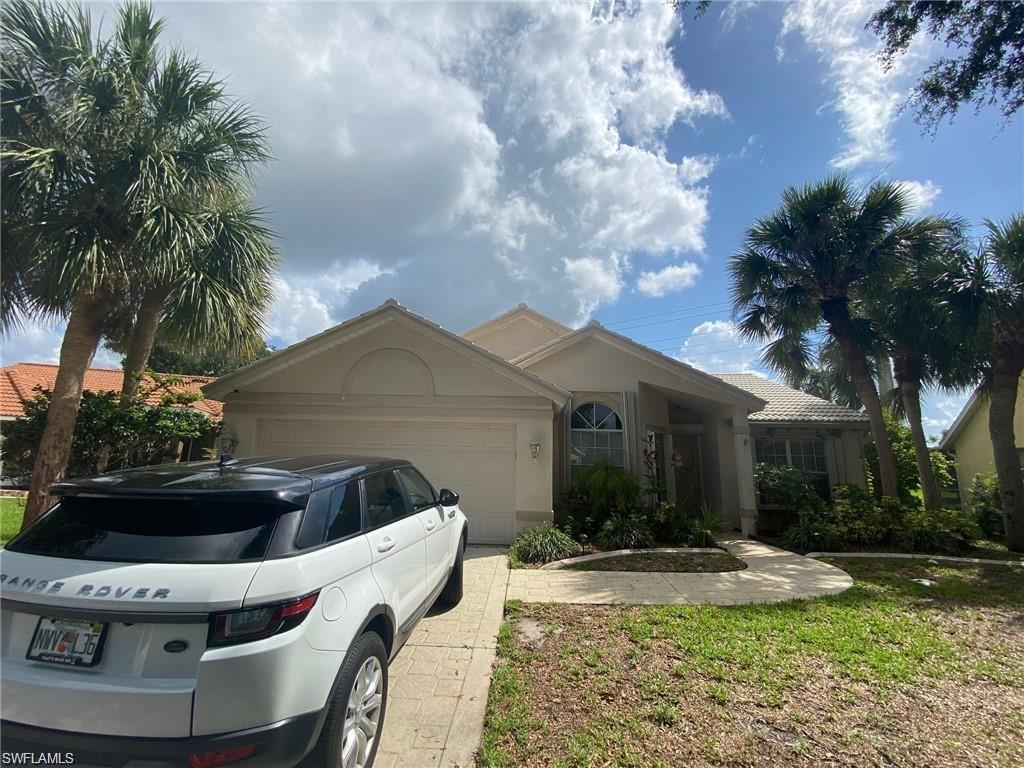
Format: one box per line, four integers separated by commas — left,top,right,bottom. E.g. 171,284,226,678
565,551,746,573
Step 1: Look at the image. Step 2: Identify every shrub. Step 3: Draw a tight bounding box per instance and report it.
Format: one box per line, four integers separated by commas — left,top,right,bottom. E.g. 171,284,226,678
575,461,641,516
755,463,820,509
896,506,982,553
509,523,578,565
864,412,956,502
596,513,655,550
829,484,898,545
784,513,843,553
968,473,1004,538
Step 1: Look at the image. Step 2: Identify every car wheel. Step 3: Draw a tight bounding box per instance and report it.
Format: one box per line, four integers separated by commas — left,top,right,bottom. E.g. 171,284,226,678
438,536,464,606
302,631,388,768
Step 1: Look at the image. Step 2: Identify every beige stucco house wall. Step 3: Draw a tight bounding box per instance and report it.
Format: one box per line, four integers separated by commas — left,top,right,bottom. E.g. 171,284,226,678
938,377,1024,503
205,301,871,544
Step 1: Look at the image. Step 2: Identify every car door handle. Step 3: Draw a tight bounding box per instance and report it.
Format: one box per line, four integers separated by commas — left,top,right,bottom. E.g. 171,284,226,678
424,519,436,531
376,536,396,553
447,508,456,519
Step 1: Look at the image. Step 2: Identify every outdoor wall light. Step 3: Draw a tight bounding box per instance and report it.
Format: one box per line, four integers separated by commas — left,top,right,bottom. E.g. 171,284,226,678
529,440,541,459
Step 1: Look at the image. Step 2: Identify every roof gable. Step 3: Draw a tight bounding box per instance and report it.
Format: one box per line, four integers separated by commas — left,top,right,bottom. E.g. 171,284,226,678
461,303,572,360
204,300,570,404
514,322,768,411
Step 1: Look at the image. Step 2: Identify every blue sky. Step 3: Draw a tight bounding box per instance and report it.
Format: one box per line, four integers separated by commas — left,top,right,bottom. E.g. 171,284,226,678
4,1,1022,437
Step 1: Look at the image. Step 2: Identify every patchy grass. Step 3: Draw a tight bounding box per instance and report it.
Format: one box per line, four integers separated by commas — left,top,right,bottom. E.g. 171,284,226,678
0,496,25,545
758,533,1023,562
566,551,746,573
480,559,1024,768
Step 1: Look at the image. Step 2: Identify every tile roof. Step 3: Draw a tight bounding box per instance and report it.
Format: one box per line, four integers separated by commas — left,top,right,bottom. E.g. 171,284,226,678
0,363,223,420
713,373,869,425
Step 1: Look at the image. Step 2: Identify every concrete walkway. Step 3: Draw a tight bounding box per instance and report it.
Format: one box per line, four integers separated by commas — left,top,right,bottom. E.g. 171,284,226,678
506,539,853,605
376,547,508,768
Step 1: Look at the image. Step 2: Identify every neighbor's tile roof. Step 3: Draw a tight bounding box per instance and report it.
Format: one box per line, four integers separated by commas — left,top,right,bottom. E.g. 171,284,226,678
0,363,223,420
713,373,868,424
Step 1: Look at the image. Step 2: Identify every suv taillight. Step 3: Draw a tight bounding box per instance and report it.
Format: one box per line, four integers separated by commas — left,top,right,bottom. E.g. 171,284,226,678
209,592,319,647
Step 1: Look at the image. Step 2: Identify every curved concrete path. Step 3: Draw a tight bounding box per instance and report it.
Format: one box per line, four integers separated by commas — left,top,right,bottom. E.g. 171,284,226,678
506,539,853,605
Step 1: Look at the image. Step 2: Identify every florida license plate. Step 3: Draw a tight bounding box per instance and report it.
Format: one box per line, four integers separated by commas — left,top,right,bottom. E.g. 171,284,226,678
27,617,108,667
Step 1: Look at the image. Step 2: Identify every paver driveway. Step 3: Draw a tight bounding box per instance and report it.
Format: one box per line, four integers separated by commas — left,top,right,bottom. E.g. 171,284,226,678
376,547,508,768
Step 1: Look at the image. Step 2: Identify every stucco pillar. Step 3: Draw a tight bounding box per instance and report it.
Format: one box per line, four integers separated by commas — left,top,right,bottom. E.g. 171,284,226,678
733,407,758,537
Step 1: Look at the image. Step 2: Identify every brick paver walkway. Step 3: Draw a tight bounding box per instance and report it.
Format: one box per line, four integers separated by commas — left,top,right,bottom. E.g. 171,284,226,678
376,547,508,768
505,539,853,605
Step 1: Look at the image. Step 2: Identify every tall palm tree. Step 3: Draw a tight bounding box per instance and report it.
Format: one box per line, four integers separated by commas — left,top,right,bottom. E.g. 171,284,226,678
869,226,966,511
116,189,276,400
730,176,948,499
1,0,271,526
944,215,1024,552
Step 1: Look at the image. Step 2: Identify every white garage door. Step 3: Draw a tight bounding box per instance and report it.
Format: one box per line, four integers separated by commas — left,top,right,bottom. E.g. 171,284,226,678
255,418,517,544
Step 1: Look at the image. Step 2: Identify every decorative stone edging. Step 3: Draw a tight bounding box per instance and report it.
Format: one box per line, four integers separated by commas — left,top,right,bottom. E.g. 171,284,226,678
541,546,723,570
806,551,1023,566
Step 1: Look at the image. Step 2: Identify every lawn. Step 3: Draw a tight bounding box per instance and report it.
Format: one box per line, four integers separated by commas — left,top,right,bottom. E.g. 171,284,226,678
480,558,1024,768
0,495,25,545
566,551,746,573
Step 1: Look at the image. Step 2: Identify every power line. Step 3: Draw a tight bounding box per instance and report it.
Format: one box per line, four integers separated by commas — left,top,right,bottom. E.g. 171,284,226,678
601,300,732,327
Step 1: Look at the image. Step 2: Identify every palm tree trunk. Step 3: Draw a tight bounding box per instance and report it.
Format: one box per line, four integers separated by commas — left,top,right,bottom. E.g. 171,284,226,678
988,356,1024,552
877,353,896,409
22,291,109,528
121,288,166,399
894,360,942,510
822,298,900,499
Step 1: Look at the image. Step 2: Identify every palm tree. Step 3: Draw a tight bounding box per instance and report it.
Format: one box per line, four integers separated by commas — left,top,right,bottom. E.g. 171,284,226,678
783,338,865,411
1,0,271,526
869,227,966,511
116,189,276,400
730,176,949,499
944,215,1024,551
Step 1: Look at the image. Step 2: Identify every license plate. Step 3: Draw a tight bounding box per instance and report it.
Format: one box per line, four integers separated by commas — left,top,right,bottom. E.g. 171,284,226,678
27,617,108,667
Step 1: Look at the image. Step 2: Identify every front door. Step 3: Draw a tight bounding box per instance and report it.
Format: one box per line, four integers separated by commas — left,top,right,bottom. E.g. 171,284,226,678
671,434,703,516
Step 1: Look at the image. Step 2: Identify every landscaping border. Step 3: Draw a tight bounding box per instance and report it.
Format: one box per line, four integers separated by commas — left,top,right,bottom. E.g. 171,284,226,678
806,551,1023,566
541,546,724,570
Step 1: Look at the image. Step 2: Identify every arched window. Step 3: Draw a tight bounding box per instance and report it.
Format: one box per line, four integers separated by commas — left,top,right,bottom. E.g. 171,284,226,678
570,402,625,481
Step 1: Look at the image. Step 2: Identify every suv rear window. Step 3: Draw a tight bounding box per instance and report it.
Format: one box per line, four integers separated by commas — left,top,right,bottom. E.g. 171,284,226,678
7,496,295,563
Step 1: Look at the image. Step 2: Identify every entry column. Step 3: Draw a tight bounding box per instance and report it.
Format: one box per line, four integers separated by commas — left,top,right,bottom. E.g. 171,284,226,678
733,407,758,537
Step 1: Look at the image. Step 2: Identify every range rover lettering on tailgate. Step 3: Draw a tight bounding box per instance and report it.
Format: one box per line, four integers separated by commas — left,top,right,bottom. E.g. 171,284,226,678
0,455,468,768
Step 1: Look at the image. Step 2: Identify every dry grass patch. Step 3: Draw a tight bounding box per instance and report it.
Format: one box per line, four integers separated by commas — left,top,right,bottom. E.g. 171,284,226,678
480,559,1024,768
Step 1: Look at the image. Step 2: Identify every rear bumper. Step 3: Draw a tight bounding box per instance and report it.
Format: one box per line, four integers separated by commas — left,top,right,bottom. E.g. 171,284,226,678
0,711,323,768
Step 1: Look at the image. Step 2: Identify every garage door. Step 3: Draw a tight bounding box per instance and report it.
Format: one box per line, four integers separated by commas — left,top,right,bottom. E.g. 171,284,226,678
255,418,517,544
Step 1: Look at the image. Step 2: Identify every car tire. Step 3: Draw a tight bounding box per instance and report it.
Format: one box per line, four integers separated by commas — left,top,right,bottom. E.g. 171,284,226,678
438,535,464,606
301,631,388,768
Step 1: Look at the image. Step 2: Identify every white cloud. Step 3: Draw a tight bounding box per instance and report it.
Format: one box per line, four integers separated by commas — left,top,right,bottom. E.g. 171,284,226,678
267,259,394,345
921,389,973,443
779,0,928,170
1,319,123,370
896,179,942,212
675,319,764,373
637,262,702,297
563,254,624,324
720,1,757,33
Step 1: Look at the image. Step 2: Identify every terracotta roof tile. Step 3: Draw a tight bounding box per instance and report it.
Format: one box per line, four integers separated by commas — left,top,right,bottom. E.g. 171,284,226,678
0,363,222,420
713,372,868,424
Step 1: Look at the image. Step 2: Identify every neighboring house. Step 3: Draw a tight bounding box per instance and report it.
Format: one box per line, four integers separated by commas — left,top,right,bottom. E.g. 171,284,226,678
938,376,1024,503
204,301,869,544
0,363,223,421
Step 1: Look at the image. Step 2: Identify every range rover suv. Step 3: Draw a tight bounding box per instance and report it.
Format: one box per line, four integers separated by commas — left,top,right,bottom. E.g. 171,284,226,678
0,455,468,768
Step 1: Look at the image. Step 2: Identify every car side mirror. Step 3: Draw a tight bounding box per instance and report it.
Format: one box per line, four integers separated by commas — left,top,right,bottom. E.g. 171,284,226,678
439,488,459,506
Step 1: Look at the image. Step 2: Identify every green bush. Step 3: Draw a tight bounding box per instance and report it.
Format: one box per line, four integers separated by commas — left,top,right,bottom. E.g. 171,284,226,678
509,523,579,565
755,463,821,509
574,461,642,516
784,513,843,553
828,484,898,545
896,506,982,553
968,473,1004,538
864,412,956,502
596,513,655,551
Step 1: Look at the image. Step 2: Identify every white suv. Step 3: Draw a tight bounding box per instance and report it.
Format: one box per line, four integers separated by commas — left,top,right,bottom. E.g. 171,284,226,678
0,455,468,768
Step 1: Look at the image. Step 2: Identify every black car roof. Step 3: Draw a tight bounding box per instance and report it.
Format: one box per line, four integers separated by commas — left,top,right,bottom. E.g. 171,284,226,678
51,455,412,502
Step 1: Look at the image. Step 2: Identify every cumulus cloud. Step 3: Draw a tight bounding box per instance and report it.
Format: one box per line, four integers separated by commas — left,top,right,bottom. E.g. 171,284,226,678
779,0,928,170
675,319,764,373
921,390,972,442
636,262,702,297
151,1,724,334
720,1,758,34
896,179,942,212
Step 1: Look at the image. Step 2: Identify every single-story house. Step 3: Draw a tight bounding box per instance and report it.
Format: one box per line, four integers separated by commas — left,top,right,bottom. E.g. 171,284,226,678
938,376,1024,503
204,301,869,544
0,363,223,422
